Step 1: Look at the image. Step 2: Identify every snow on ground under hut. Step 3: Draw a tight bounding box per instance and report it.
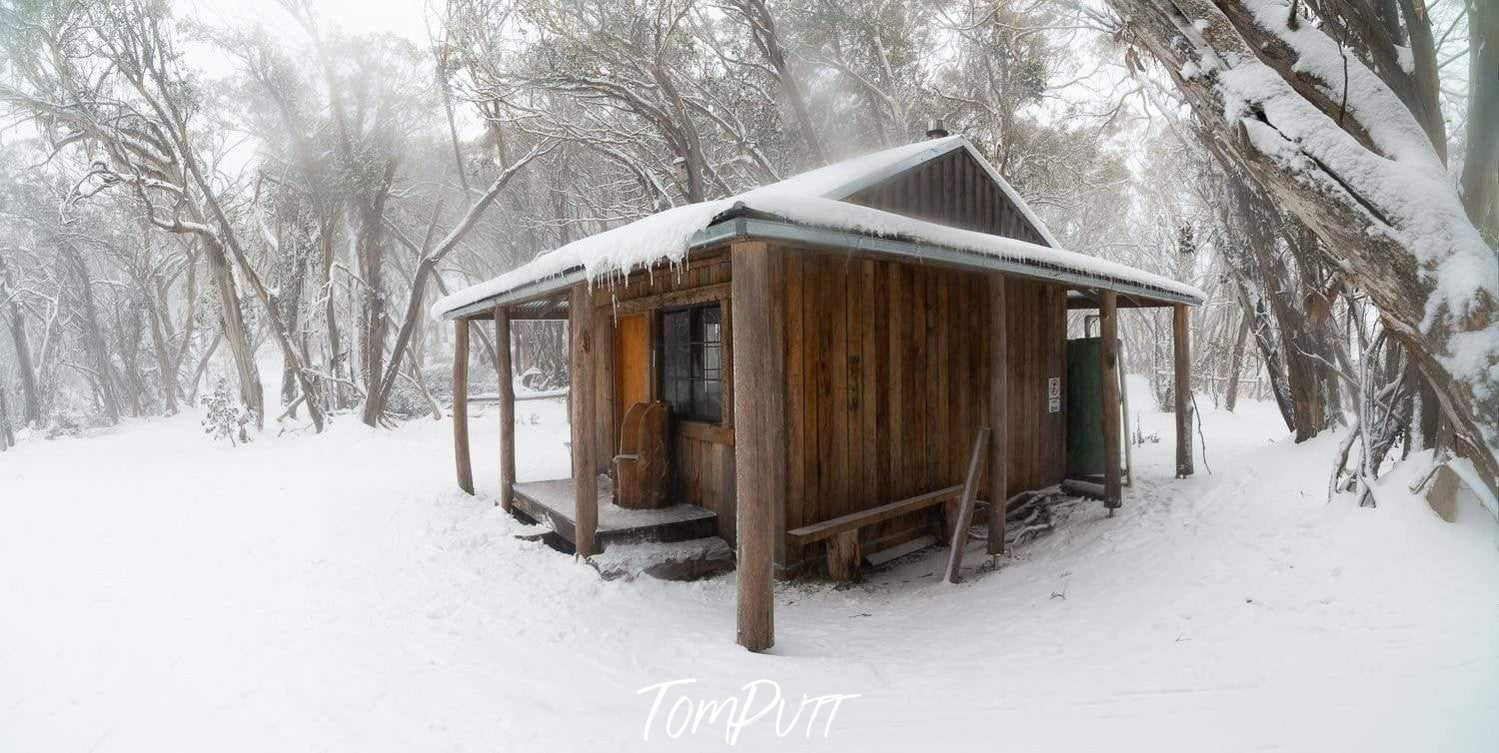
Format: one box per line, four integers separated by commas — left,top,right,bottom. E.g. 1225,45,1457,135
1,379,1496,752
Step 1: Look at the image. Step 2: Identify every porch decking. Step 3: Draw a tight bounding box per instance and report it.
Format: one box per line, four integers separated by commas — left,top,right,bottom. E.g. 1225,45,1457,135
511,478,719,550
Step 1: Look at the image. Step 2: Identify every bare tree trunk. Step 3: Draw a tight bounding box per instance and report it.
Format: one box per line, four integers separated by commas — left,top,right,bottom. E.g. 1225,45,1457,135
202,240,265,426
175,132,323,431
1,259,42,427
189,329,222,404
363,146,547,425
64,246,121,425
318,220,345,410
0,381,13,449
1286,219,1345,423
1395,0,1448,160
654,64,708,202
278,231,307,419
356,163,398,416
736,0,827,163
142,281,179,415
1233,178,1328,440
362,256,431,427
1224,311,1251,412
1235,279,1296,432
111,295,146,418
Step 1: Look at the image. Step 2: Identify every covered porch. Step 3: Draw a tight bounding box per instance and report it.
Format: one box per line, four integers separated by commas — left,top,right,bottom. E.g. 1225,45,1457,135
509,478,718,551
446,271,741,561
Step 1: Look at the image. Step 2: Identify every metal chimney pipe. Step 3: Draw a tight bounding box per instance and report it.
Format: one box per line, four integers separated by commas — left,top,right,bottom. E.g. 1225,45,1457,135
926,119,949,138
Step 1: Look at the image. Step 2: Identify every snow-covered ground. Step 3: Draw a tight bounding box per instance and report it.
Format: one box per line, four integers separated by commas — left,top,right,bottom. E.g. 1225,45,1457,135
2,380,1496,752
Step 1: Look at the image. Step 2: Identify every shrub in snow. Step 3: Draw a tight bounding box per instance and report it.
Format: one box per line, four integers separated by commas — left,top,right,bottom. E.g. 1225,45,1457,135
423,360,497,403
201,378,252,446
384,376,430,421
42,412,86,439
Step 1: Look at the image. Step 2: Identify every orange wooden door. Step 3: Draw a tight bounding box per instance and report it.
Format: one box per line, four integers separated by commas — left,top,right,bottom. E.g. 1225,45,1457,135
615,313,650,419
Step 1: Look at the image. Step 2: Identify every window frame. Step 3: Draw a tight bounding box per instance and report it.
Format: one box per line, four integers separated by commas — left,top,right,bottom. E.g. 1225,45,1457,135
656,302,725,425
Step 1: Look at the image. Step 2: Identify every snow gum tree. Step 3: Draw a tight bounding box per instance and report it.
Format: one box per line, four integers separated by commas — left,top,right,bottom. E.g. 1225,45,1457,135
0,0,328,431
1102,0,1499,485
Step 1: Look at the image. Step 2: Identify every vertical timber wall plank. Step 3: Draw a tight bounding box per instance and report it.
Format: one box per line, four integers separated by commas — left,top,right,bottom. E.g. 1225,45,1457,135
783,250,806,567
988,274,1009,553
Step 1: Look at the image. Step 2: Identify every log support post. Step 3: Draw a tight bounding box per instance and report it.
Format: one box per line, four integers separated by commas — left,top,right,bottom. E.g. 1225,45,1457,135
826,531,860,581
453,318,474,495
731,241,780,652
495,305,516,511
570,284,598,557
1100,291,1121,509
1174,303,1194,478
987,274,1009,554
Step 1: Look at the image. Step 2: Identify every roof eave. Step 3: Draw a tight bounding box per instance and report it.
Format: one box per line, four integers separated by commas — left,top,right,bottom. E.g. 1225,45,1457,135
438,215,1200,319
730,217,1201,307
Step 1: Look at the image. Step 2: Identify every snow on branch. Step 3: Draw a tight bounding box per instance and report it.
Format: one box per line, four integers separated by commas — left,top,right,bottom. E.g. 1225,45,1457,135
1134,0,1496,385
1214,1,1494,324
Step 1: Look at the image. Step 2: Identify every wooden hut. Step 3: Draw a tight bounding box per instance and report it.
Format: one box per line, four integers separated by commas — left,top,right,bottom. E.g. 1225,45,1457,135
433,133,1203,652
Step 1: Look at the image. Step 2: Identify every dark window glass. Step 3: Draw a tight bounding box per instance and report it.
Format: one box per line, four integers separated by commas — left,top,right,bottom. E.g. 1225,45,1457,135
660,303,723,422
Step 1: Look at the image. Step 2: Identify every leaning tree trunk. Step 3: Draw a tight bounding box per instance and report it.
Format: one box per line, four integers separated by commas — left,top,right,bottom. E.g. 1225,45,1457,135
355,170,395,419
277,232,308,418
737,0,827,163
65,246,121,425
361,146,547,426
1,270,42,426
1224,310,1251,412
143,281,179,415
1109,0,1499,486
0,380,13,449
1285,218,1345,424
202,239,265,427
1235,275,1295,433
317,219,347,410
176,139,323,432
1232,176,1328,440
111,295,146,418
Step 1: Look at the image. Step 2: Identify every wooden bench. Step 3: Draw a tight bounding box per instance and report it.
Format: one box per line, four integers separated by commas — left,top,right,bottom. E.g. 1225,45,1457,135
788,429,995,581
787,485,970,580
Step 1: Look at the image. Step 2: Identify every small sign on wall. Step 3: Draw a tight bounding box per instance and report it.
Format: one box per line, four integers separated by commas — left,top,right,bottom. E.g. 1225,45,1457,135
1047,377,1061,414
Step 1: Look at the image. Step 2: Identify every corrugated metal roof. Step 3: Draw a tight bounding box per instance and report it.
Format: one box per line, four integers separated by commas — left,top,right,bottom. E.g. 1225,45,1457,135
436,137,1199,319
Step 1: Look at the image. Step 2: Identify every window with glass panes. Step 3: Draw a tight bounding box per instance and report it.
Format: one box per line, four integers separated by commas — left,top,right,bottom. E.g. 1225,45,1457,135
659,304,723,422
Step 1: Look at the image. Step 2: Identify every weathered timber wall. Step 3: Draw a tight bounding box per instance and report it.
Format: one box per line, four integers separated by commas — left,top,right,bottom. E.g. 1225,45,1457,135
780,246,1067,568
1006,278,1068,495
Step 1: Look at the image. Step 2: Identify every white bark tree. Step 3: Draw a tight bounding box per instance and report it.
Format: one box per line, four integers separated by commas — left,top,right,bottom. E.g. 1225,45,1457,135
1104,0,1499,485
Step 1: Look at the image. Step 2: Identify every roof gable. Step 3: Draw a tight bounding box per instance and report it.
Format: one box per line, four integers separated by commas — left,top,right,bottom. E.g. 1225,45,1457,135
748,136,1060,248
844,148,1051,247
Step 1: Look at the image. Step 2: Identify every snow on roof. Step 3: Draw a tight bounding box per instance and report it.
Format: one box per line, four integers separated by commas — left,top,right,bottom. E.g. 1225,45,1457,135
432,137,1199,319
752,135,966,200
783,134,1065,249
